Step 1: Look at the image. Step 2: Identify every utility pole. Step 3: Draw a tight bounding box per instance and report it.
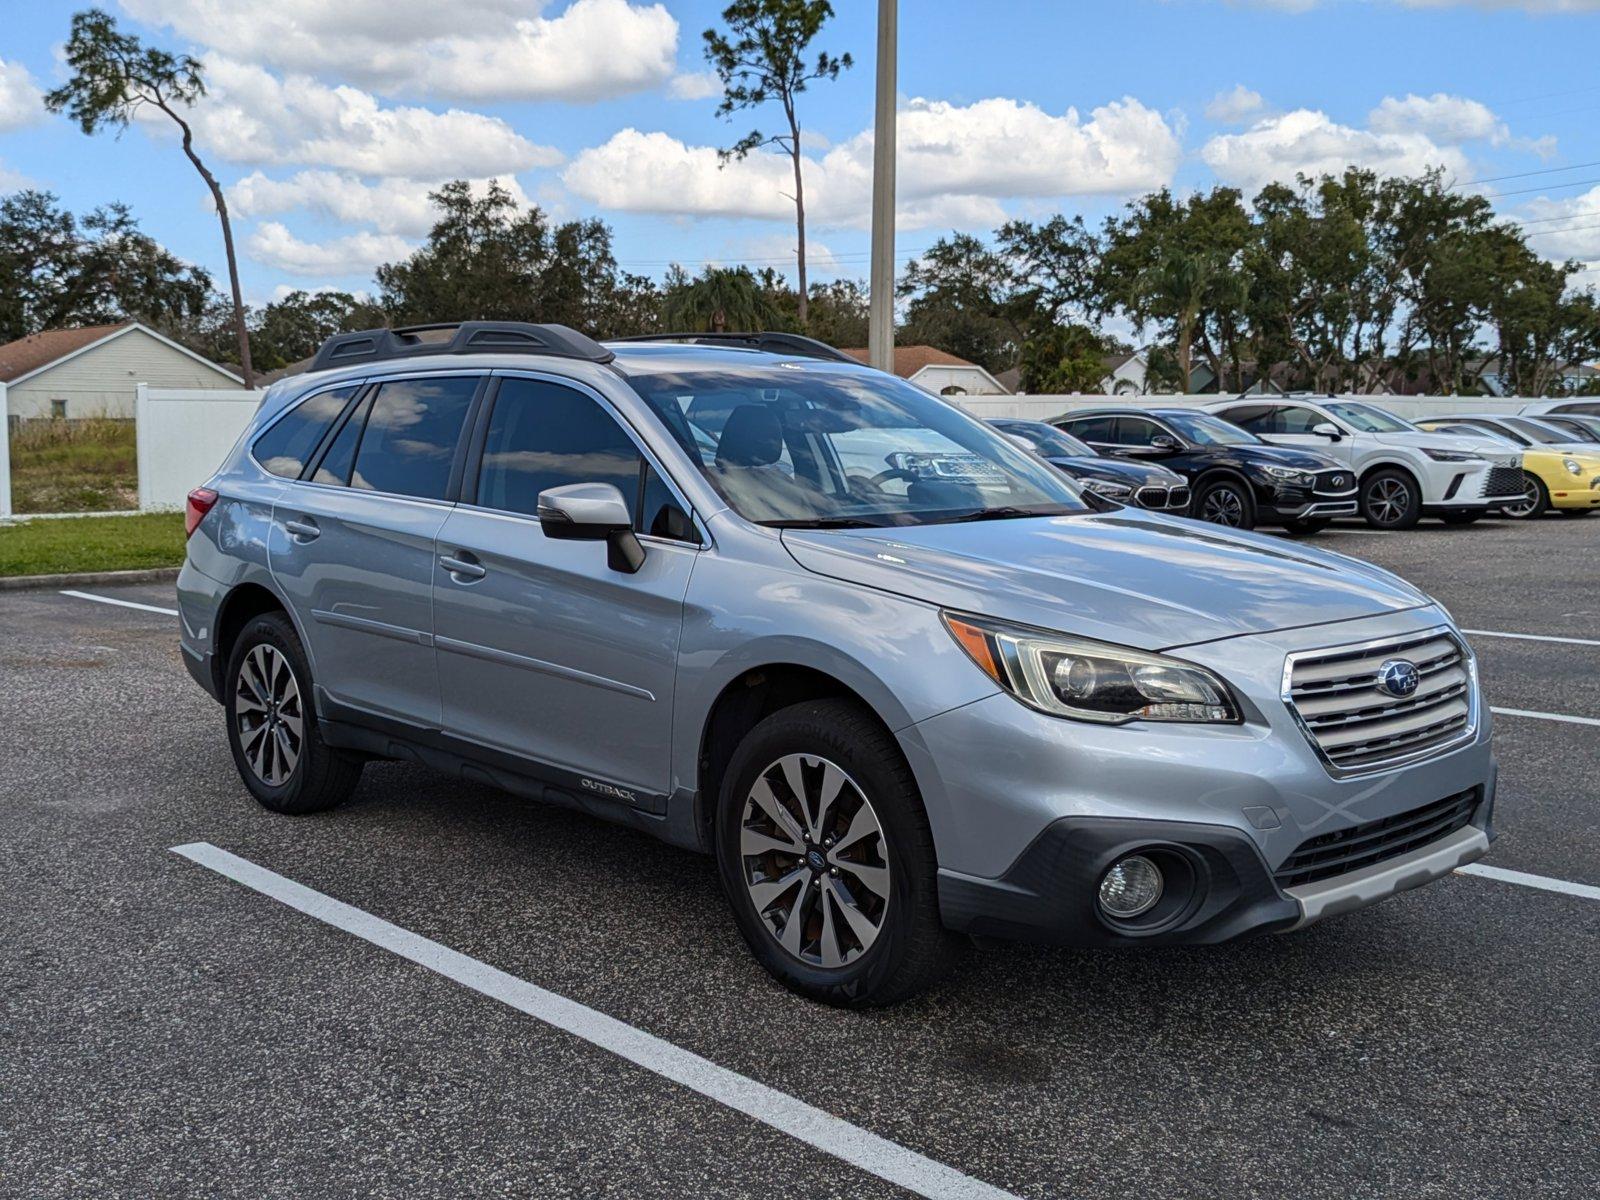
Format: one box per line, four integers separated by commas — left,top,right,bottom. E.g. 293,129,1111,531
868,0,897,373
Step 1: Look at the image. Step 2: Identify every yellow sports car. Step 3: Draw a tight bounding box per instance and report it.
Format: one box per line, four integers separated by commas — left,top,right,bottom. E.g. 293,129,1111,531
1417,415,1600,519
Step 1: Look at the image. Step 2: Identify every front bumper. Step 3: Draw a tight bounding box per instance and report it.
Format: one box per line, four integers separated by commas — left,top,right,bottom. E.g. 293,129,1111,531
1547,477,1600,510
902,607,1498,947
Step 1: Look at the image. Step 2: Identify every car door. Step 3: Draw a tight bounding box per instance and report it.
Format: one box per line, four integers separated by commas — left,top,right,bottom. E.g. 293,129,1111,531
270,372,484,729
1260,405,1357,466
430,374,700,809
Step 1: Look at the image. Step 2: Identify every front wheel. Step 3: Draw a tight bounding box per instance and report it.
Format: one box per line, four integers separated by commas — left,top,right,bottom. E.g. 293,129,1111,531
1194,479,1256,530
225,612,363,815
715,699,960,1007
1499,472,1548,520
1557,507,1596,518
1360,469,1422,530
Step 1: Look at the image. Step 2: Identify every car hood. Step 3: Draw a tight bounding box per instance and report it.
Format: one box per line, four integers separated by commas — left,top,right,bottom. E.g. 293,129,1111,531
782,511,1430,651
1219,444,1342,470
1045,456,1184,486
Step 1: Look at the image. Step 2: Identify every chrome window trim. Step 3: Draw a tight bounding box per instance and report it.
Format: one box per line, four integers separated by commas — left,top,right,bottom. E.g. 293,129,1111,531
1279,624,1480,779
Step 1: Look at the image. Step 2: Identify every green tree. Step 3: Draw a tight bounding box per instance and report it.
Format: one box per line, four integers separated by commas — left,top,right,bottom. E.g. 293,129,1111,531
0,189,212,344
46,9,254,385
252,290,384,371
661,265,783,332
703,0,851,328
897,234,1023,371
1019,324,1111,394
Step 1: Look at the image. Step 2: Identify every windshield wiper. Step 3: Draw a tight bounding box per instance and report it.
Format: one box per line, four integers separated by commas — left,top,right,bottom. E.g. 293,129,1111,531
931,506,1064,524
760,516,888,529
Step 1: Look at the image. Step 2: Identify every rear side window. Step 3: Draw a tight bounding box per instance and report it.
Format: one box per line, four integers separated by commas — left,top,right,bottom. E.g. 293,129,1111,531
251,386,357,478
1063,416,1116,443
350,377,479,499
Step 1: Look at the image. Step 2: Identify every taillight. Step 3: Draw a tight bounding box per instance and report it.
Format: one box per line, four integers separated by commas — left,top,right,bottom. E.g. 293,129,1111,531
185,487,219,538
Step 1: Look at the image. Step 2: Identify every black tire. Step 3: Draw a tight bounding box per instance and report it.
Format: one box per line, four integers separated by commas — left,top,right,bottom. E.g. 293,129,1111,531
1439,510,1483,526
1194,477,1257,530
714,699,961,1007
1280,517,1331,537
1557,507,1596,518
1500,472,1549,520
224,611,362,815
1359,468,1423,530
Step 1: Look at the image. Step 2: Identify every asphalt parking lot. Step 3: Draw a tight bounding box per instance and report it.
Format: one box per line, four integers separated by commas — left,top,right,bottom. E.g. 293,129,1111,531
3,514,1598,1199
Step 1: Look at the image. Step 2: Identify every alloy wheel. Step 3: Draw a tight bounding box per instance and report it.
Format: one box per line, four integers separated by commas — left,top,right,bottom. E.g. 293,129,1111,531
234,644,304,786
1201,486,1246,526
1367,477,1412,526
739,753,891,968
1500,477,1540,519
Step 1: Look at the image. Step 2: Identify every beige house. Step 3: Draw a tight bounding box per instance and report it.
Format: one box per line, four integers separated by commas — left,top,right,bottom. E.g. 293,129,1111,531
0,322,243,420
841,345,1010,396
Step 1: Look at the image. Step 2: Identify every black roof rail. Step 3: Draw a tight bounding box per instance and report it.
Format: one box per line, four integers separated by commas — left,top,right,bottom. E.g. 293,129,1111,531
308,321,615,374
606,331,856,364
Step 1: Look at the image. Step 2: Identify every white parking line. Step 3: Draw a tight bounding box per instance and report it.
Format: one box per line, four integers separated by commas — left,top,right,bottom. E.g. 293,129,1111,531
1491,706,1600,728
1465,629,1600,648
170,842,1019,1200
1458,863,1600,902
60,589,179,617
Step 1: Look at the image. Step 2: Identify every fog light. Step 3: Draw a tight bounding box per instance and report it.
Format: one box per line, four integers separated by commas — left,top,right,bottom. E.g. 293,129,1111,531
1099,855,1163,919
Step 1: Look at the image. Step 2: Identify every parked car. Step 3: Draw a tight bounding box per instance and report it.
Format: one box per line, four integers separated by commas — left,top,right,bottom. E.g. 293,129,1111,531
1204,398,1525,530
1050,406,1356,533
1520,397,1600,420
178,323,1495,1006
1414,413,1600,518
987,418,1191,512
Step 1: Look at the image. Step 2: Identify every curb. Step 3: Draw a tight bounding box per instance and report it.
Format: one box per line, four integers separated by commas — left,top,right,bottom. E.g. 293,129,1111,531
0,566,181,592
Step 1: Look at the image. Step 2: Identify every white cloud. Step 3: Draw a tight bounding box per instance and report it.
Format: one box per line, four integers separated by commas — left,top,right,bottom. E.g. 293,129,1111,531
120,0,678,103
1517,186,1600,260
246,222,413,277
0,159,31,190
564,96,1180,231
668,72,722,101
168,58,561,179
1205,85,1265,124
1199,93,1527,192
0,59,42,132
230,171,531,236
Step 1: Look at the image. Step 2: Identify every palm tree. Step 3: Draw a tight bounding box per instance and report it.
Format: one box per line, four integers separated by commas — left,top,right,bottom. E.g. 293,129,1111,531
662,266,783,333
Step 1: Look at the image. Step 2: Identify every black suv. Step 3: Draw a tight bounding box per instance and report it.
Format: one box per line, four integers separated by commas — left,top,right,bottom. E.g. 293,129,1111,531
1052,407,1357,533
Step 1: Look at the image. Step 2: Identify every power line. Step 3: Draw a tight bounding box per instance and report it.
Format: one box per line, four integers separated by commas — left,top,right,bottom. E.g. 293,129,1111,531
1480,175,1600,201
1458,158,1600,188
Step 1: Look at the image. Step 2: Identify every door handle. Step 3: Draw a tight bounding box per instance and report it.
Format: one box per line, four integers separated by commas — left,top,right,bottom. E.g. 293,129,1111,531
284,517,320,542
439,553,486,581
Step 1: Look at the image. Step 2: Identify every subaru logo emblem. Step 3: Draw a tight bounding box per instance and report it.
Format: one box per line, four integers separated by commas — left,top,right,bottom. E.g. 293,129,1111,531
1376,659,1420,698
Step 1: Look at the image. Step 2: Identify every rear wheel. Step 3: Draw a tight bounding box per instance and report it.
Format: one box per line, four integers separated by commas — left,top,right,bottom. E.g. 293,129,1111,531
1360,469,1422,530
715,699,960,1007
1499,472,1548,520
1439,510,1483,526
225,612,363,815
1195,478,1256,530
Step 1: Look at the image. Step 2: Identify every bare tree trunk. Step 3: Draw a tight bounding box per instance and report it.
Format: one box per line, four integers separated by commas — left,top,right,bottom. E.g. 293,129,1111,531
168,105,253,386
789,111,808,329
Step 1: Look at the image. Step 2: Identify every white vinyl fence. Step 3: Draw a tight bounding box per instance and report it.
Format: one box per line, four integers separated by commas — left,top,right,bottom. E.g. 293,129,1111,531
135,384,264,511
954,393,1532,423
0,382,12,519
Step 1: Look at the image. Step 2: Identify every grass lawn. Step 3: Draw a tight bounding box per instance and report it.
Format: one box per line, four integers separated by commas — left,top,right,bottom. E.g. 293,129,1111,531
0,513,186,577
10,418,139,513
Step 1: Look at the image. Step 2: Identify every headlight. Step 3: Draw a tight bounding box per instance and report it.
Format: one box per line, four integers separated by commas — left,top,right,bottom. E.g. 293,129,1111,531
1423,447,1478,463
1564,458,1583,476
1261,465,1315,486
1082,478,1133,498
941,612,1241,724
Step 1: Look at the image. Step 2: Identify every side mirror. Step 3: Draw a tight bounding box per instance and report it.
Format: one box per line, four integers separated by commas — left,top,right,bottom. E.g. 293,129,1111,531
1150,435,1179,452
536,482,646,574
1312,422,1343,441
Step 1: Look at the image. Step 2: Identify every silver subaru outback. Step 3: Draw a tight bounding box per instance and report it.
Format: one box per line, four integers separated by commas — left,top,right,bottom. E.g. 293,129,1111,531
177,323,1495,1006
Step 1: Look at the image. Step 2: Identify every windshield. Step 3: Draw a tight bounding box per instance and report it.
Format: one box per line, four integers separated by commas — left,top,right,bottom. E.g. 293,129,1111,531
1549,417,1600,443
1505,416,1581,445
1433,423,1519,447
1160,411,1260,446
1325,401,1414,434
994,421,1095,458
625,365,1088,527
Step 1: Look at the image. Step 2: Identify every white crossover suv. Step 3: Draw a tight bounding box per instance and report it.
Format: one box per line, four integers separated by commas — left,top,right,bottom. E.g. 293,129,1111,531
1205,398,1525,529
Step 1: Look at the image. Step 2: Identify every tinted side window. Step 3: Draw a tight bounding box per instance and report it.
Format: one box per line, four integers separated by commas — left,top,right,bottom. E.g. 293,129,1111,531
351,377,479,499
477,379,644,518
251,386,358,478
1115,418,1162,446
640,463,696,541
1276,406,1323,434
313,392,371,486
1064,416,1116,443
1218,405,1271,431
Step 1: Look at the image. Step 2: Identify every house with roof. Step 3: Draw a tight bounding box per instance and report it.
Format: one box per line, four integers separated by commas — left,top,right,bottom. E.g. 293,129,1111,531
0,322,244,421
840,345,1010,396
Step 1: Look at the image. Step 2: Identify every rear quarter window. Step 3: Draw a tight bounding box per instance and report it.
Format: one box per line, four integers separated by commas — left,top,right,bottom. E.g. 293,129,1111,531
251,386,359,478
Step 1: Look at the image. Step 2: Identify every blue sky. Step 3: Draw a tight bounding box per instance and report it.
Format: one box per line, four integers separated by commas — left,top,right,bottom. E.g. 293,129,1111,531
4,0,1600,306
